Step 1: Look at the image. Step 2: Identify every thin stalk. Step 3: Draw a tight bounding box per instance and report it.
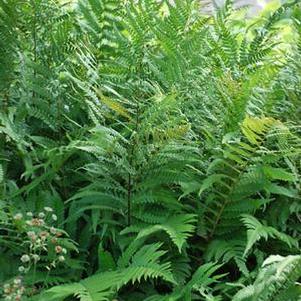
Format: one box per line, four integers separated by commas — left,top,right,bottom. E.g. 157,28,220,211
127,99,140,226
31,0,37,100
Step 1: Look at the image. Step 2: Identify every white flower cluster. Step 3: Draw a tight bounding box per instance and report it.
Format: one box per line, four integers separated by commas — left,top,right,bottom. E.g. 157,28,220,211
6,206,72,299
2,278,25,301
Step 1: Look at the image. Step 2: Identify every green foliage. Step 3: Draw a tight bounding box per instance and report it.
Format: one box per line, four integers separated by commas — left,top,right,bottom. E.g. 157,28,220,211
42,243,175,301
241,214,298,256
135,214,197,252
233,255,301,301
0,0,301,300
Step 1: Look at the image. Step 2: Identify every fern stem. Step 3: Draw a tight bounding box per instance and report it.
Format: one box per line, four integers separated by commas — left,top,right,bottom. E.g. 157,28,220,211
127,173,131,226
31,0,37,100
127,100,140,226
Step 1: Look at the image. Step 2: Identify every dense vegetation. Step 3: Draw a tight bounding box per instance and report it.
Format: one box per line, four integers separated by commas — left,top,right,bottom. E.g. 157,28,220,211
0,0,301,300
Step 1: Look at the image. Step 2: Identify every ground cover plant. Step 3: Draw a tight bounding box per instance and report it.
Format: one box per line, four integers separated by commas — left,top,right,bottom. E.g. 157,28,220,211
0,0,301,300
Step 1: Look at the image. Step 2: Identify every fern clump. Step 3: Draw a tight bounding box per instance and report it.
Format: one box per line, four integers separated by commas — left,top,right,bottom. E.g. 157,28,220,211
0,0,300,300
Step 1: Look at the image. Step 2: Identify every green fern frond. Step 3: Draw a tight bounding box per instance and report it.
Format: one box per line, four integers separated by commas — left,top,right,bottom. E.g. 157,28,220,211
241,214,298,256
204,239,249,275
144,261,224,301
136,214,197,252
42,243,175,301
233,254,301,301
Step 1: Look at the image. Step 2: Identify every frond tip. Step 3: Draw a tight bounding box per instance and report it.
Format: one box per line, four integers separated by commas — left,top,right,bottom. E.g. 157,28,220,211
233,255,301,301
241,214,298,257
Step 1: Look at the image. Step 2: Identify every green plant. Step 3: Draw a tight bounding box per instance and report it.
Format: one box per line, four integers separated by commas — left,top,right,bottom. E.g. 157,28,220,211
0,0,301,300
233,254,301,301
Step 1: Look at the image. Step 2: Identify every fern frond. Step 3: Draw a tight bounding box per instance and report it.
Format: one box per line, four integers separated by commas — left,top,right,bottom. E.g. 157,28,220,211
233,254,301,301
241,214,298,256
42,243,175,301
136,214,197,252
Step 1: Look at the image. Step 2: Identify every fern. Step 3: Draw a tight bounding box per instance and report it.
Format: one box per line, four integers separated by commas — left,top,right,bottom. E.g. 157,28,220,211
145,261,224,301
233,255,301,301
204,239,249,276
1,1,301,301
42,243,175,301
241,214,298,256
199,116,279,239
135,214,197,252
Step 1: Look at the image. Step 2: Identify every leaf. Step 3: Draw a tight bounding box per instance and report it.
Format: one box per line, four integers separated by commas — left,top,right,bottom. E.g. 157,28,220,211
233,255,301,301
266,183,298,198
199,174,230,196
263,166,296,182
94,88,131,120
98,243,116,272
136,214,197,253
241,214,298,256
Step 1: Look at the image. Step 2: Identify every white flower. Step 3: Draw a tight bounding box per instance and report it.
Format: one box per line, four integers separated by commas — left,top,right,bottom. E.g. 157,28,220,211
32,254,40,262
26,212,33,217
38,212,45,218
39,231,49,240
13,213,23,220
13,278,22,285
44,207,53,212
27,231,37,241
20,255,30,263
58,255,65,262
62,248,67,254
18,266,25,273
3,283,10,289
50,227,57,234
55,245,63,253
18,286,25,293
52,214,57,221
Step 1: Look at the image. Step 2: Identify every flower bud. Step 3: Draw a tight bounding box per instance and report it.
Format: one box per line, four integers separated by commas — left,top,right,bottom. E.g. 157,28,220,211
50,227,56,234
3,284,10,290
55,246,63,253
13,278,22,285
39,231,49,240
58,255,65,262
32,254,40,262
38,212,45,218
13,213,23,220
31,218,41,226
18,266,25,273
3,285,11,294
44,207,53,212
27,231,35,237
27,231,37,241
20,255,30,263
